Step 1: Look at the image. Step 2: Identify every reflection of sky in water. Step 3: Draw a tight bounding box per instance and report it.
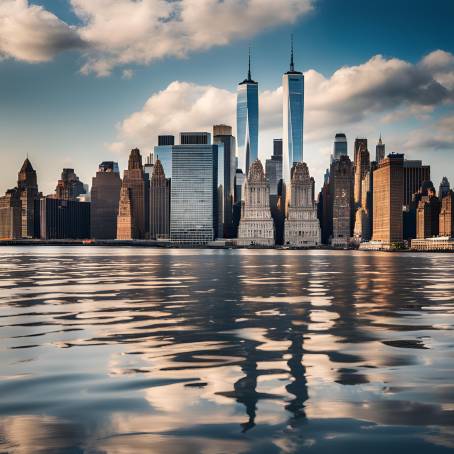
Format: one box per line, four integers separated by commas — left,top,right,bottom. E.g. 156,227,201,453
0,247,454,453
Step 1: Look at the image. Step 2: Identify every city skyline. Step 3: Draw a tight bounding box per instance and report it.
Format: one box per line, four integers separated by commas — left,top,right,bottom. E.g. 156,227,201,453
1,0,454,195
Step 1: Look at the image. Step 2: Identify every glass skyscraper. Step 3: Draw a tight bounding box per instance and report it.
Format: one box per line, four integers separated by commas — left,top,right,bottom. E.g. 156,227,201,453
282,39,304,206
332,133,348,162
170,143,218,244
236,52,258,175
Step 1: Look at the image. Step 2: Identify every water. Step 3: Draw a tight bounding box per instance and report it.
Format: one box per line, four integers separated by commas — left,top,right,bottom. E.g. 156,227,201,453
0,247,454,453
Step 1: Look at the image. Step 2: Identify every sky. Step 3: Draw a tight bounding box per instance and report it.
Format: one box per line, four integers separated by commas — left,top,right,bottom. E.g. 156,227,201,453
1,0,454,195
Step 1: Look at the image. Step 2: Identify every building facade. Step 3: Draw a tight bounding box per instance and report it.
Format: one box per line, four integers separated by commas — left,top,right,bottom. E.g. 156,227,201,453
213,124,236,238
333,133,348,161
120,148,148,239
439,190,454,237
416,192,440,239
237,160,274,246
284,162,321,247
0,189,21,239
439,177,451,199
55,168,86,200
116,185,134,240
17,158,40,238
282,42,304,211
403,160,431,207
236,54,258,174
149,159,170,239
40,198,90,239
170,144,218,244
372,154,405,245
354,142,370,208
329,155,354,247
91,161,121,239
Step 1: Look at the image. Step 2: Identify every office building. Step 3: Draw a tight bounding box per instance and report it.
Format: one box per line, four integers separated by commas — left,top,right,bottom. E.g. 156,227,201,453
17,158,40,238
439,177,451,199
154,135,174,178
0,189,21,239
237,51,259,174
354,141,370,207
213,124,236,238
149,159,170,239
318,170,331,244
372,154,405,245
170,143,218,244
404,180,435,240
90,161,121,239
439,190,454,237
284,162,321,247
376,135,385,163
403,160,430,207
333,133,348,161
55,168,86,200
416,189,440,239
39,197,90,239
116,184,134,240
237,160,274,246
119,148,148,239
180,132,211,145
282,38,304,210
330,155,354,247
158,135,175,146
266,141,283,197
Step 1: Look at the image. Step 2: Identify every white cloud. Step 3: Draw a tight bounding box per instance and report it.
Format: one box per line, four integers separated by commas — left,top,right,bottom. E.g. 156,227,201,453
0,0,313,75
0,0,83,62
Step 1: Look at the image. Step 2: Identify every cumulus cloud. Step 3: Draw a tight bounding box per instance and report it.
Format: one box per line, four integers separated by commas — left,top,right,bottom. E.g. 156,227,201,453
0,0,83,62
0,0,313,75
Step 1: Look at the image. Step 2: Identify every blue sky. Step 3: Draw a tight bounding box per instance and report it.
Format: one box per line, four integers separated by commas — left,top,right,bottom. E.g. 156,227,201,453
1,0,453,194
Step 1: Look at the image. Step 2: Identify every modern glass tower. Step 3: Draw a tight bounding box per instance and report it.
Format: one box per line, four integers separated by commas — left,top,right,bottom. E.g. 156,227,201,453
236,51,258,175
282,37,304,208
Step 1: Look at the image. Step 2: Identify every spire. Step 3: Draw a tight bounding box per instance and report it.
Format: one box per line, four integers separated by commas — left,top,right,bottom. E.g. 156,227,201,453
248,47,251,81
290,34,295,72
378,133,382,145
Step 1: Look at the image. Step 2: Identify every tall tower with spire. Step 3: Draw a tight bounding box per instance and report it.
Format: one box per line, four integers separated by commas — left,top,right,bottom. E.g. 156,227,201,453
282,35,304,214
236,48,259,178
17,157,39,238
376,134,385,163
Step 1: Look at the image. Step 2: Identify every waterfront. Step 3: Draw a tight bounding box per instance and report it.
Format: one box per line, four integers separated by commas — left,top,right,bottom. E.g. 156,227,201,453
1,247,454,453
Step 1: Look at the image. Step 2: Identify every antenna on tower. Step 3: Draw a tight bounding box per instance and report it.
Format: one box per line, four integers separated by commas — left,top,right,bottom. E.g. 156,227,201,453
290,34,295,72
248,46,252,81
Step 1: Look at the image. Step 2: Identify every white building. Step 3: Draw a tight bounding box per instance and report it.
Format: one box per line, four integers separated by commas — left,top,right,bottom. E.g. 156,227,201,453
237,160,274,246
284,162,321,247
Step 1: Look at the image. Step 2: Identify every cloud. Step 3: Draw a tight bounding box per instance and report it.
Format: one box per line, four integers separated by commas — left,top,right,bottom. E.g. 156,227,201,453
0,0,313,75
0,0,83,62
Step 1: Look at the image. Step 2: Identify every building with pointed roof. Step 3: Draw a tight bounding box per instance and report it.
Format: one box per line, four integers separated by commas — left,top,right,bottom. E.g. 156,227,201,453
149,159,170,239
237,159,274,246
237,49,259,176
284,162,321,247
17,157,40,238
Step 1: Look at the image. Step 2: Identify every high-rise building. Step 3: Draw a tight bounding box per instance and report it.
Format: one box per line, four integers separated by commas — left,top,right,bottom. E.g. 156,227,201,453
416,188,440,239
354,141,370,207
317,170,331,244
403,160,431,207
282,38,304,210
265,143,283,197
354,138,368,164
180,132,211,145
154,136,173,178
237,160,274,246
17,158,40,238
39,197,90,239
333,133,348,161
372,154,405,245
90,161,121,239
170,143,218,244
55,168,86,201
236,51,259,174
284,162,321,247
116,184,134,240
329,155,354,247
119,148,148,239
149,159,170,239
0,189,21,239
439,177,451,199
376,135,385,163
213,124,236,238
439,190,454,237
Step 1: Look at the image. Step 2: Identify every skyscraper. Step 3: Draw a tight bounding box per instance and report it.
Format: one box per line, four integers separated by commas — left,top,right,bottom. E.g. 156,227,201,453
17,158,39,238
149,159,170,239
55,168,86,201
236,51,258,174
416,186,440,239
91,161,121,239
376,135,385,163
154,135,174,178
333,133,348,161
119,148,148,239
116,184,134,240
284,162,321,247
170,142,218,244
354,141,370,207
282,37,304,207
403,160,431,207
213,124,236,238
372,154,405,245
439,190,454,237
439,177,451,199
0,189,21,239
237,160,274,246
